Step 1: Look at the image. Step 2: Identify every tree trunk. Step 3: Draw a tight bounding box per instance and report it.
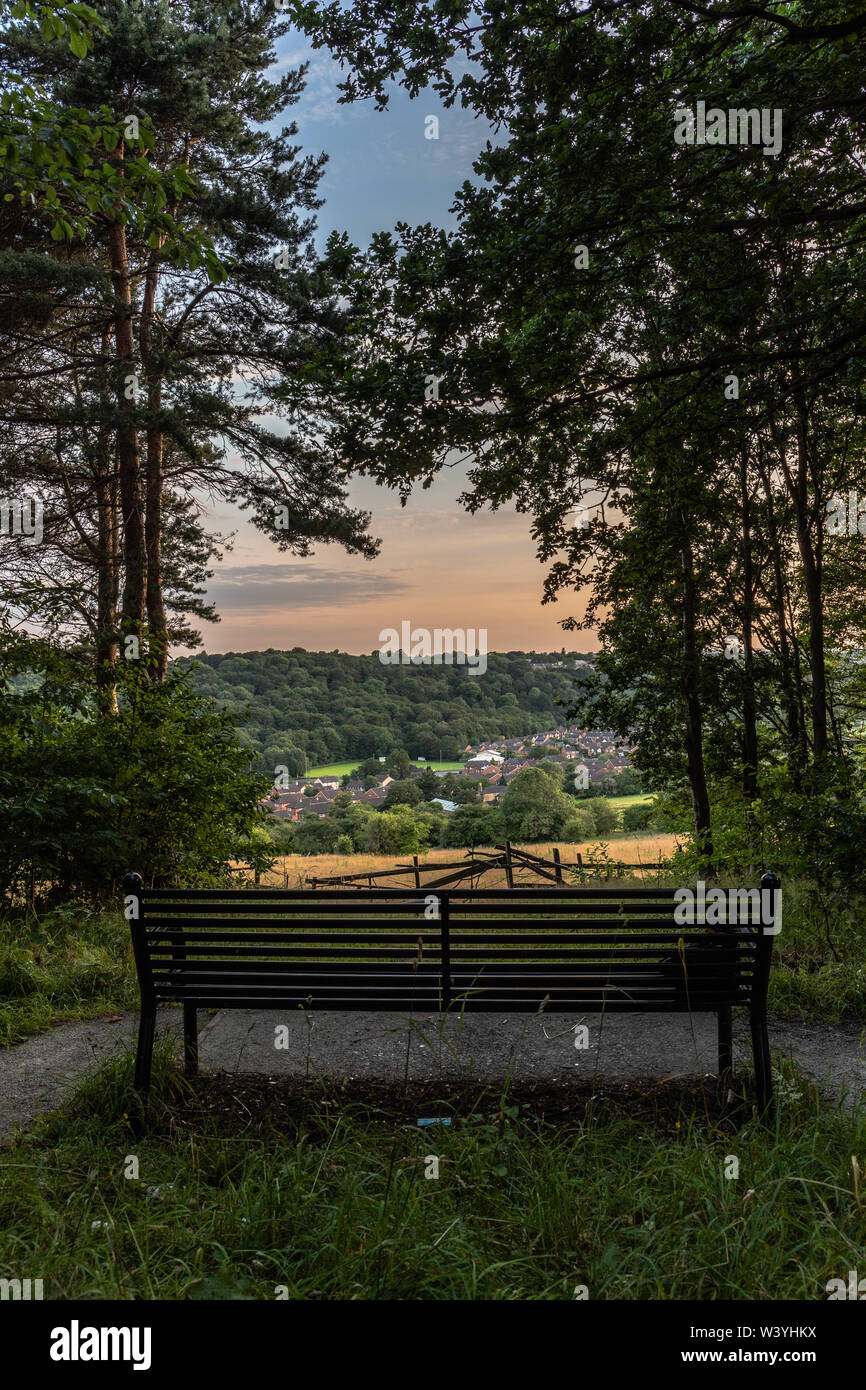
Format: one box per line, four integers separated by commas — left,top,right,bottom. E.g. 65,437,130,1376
141,248,168,681
95,446,120,714
739,445,759,802
94,328,120,714
778,394,829,762
107,213,147,642
755,445,804,786
679,523,714,861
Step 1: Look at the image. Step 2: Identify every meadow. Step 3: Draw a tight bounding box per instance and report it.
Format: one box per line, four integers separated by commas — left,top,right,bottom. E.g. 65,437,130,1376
260,832,679,889
306,760,465,777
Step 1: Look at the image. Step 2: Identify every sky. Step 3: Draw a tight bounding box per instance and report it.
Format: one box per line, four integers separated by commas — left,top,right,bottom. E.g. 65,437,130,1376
195,28,594,657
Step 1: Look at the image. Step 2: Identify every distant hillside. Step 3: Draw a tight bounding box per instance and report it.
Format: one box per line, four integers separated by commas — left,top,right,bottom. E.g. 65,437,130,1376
176,649,596,774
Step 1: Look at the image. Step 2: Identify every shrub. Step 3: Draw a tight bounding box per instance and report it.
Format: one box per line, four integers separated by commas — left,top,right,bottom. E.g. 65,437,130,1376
588,798,618,835
622,803,654,832
440,803,504,848
502,768,574,841
0,639,272,903
362,805,429,855
563,806,596,841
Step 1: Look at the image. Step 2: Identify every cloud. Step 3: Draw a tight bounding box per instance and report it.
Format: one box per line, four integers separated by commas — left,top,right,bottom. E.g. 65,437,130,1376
271,41,351,125
207,563,410,614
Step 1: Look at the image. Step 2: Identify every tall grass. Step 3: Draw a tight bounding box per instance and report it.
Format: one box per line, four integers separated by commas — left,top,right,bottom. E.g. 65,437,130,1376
0,1040,863,1299
260,837,680,889
0,907,136,1045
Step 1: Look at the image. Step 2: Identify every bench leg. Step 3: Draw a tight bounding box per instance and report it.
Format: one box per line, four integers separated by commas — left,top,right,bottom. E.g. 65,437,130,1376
717,1005,733,1081
750,1008,775,1119
183,1004,198,1077
133,1007,157,1101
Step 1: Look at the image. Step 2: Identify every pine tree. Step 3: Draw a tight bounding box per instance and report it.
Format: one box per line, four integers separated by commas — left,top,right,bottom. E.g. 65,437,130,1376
0,0,376,701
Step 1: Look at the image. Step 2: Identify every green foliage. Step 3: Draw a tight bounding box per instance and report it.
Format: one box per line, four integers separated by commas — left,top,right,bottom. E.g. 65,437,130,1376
385,747,411,779
440,803,504,848
588,798,617,836
0,0,222,269
291,0,866,885
614,768,642,796
3,1043,865,1299
563,806,596,841
362,804,429,855
416,766,440,799
232,826,277,880
501,768,574,842
0,904,135,1045
622,803,655,833
291,815,341,855
451,781,481,805
0,637,271,903
180,649,589,771
265,820,296,854
383,778,423,808
662,763,866,895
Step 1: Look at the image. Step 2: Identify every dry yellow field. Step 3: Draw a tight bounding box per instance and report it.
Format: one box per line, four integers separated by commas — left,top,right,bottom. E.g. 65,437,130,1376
258,834,680,889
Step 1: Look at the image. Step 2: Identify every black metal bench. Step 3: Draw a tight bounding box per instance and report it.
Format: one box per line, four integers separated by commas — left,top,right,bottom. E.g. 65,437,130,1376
124,872,780,1118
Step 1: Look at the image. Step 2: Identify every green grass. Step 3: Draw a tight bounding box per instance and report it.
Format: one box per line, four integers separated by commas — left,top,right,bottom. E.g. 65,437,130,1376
1,1041,864,1299
306,760,465,777
760,878,866,1022
608,793,654,811
0,908,137,1047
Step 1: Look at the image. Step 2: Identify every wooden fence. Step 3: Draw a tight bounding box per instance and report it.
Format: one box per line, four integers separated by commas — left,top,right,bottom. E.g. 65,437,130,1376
306,842,668,891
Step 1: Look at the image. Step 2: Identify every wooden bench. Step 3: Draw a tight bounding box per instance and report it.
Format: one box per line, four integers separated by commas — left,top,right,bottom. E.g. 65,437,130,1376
124,872,780,1119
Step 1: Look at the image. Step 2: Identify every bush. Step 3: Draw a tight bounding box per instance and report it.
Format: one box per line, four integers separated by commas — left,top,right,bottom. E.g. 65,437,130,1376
383,779,423,808
502,768,574,841
265,820,297,853
362,805,429,855
0,639,272,903
562,806,596,841
292,815,340,855
588,798,618,835
440,803,504,848
622,803,654,832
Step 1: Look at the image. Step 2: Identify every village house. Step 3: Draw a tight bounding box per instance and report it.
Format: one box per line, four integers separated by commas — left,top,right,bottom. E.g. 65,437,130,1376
261,726,634,827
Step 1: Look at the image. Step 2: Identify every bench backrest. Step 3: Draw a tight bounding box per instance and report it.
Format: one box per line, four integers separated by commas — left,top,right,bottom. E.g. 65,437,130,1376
124,877,779,1014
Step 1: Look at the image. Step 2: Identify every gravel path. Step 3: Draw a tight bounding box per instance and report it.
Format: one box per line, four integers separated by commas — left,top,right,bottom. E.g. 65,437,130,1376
1,1006,863,1139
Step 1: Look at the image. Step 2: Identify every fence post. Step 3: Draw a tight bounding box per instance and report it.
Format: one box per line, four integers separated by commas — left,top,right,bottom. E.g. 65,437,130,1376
552,846,563,885
413,854,421,890
504,840,515,889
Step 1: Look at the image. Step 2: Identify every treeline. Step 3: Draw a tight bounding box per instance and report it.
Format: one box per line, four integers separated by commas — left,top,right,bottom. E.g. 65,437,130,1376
177,649,592,770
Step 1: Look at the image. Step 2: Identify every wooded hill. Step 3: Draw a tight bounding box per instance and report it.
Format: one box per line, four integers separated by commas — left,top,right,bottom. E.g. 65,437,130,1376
176,649,596,771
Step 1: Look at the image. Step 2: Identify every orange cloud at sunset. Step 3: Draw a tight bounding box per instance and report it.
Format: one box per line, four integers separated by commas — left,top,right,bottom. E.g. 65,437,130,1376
194,466,597,655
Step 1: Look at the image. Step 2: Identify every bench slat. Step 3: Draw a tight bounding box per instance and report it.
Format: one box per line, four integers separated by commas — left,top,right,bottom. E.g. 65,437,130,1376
126,873,779,1120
